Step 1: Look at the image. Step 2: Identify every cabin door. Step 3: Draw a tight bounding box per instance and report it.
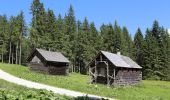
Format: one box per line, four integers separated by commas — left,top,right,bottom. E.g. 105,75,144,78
97,62,107,77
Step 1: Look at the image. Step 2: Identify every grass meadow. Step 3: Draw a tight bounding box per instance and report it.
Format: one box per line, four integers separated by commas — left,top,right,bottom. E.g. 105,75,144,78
0,63,170,100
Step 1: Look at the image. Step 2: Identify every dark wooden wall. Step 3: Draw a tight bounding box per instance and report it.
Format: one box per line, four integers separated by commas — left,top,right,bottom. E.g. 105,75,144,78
28,62,49,74
48,66,68,75
114,68,142,86
28,62,68,75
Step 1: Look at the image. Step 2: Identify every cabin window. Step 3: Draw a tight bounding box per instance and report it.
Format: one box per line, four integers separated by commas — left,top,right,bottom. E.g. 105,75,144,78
98,67,105,76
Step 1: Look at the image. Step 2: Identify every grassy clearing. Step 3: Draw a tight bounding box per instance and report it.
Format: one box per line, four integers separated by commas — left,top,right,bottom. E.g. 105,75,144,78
0,63,170,100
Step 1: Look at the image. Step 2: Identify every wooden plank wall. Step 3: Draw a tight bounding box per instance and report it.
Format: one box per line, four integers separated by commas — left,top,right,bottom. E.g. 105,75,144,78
114,69,142,86
28,63,49,74
28,62,68,75
48,66,68,75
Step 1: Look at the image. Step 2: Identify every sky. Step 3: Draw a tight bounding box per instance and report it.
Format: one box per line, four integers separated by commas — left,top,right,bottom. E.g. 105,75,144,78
0,0,170,37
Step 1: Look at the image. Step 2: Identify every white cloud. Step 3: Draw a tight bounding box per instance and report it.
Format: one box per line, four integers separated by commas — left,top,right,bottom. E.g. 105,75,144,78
168,29,170,36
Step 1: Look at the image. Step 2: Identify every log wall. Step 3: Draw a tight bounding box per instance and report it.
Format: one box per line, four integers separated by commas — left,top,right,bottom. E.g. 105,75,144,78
28,62,49,74
28,62,68,75
48,66,68,75
114,69,142,86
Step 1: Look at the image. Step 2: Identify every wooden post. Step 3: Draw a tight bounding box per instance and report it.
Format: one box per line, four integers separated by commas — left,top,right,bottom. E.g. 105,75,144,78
106,62,110,87
113,68,115,84
94,60,97,84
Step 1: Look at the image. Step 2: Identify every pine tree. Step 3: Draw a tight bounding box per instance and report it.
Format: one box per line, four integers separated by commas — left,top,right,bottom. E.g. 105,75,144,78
100,24,115,52
44,9,57,50
134,28,144,67
55,14,65,51
113,21,122,53
158,28,170,80
30,0,46,49
121,27,133,57
80,18,90,74
0,15,9,63
64,5,77,72
89,22,99,54
75,20,84,73
8,16,17,64
17,11,27,65
143,28,161,79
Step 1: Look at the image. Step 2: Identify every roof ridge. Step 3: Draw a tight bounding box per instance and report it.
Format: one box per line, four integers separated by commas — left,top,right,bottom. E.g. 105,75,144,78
36,48,61,54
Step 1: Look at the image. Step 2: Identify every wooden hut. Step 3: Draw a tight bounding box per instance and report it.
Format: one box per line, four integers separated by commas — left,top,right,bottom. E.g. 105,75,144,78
89,51,142,86
27,48,70,75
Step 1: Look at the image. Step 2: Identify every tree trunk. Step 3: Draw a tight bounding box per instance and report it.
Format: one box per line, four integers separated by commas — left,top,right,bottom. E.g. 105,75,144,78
12,52,13,64
16,42,18,64
2,47,3,63
9,41,11,64
19,42,21,65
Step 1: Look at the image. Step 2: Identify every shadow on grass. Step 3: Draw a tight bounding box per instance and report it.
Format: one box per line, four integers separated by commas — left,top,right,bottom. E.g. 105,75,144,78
74,95,108,100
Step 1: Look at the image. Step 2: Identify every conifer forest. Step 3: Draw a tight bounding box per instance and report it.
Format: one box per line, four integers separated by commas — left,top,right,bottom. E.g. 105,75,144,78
0,0,170,80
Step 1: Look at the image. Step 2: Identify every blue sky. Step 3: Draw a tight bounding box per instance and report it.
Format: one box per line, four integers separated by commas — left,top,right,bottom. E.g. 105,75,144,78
0,0,170,36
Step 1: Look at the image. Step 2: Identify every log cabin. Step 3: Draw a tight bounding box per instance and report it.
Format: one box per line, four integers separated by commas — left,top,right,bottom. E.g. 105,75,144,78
27,48,70,75
89,51,142,86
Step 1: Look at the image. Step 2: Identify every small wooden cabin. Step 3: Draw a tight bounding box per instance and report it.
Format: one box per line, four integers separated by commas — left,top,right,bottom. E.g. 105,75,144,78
89,51,142,86
27,48,70,75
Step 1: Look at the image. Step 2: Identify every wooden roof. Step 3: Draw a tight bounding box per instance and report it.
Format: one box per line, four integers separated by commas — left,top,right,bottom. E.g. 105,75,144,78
90,51,142,69
27,48,70,63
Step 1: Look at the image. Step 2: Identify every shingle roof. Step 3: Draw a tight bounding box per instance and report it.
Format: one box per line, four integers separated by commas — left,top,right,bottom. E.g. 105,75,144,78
36,48,69,63
101,51,142,69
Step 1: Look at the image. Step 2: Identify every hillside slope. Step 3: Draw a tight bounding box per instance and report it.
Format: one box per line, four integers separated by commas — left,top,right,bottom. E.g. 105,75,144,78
0,63,170,100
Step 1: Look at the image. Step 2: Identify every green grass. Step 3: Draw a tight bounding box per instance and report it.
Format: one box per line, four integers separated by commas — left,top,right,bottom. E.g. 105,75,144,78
0,79,29,91
1,63,170,100
0,79,72,100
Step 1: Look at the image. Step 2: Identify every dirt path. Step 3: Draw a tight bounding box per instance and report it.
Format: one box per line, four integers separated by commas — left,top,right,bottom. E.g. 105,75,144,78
0,69,114,100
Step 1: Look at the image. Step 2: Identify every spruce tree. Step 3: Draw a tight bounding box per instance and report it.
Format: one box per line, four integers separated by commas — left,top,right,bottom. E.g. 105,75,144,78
143,28,161,79
134,28,144,67
100,24,115,52
55,14,65,51
64,5,77,72
0,15,9,63
30,0,46,48
44,9,57,50
113,21,122,53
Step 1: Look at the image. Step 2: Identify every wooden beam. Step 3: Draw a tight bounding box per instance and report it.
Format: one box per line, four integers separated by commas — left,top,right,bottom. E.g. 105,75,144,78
90,67,95,70
89,70,95,77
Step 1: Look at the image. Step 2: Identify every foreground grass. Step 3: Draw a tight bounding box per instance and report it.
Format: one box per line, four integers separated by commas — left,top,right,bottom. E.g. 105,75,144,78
0,63,170,100
0,79,72,100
